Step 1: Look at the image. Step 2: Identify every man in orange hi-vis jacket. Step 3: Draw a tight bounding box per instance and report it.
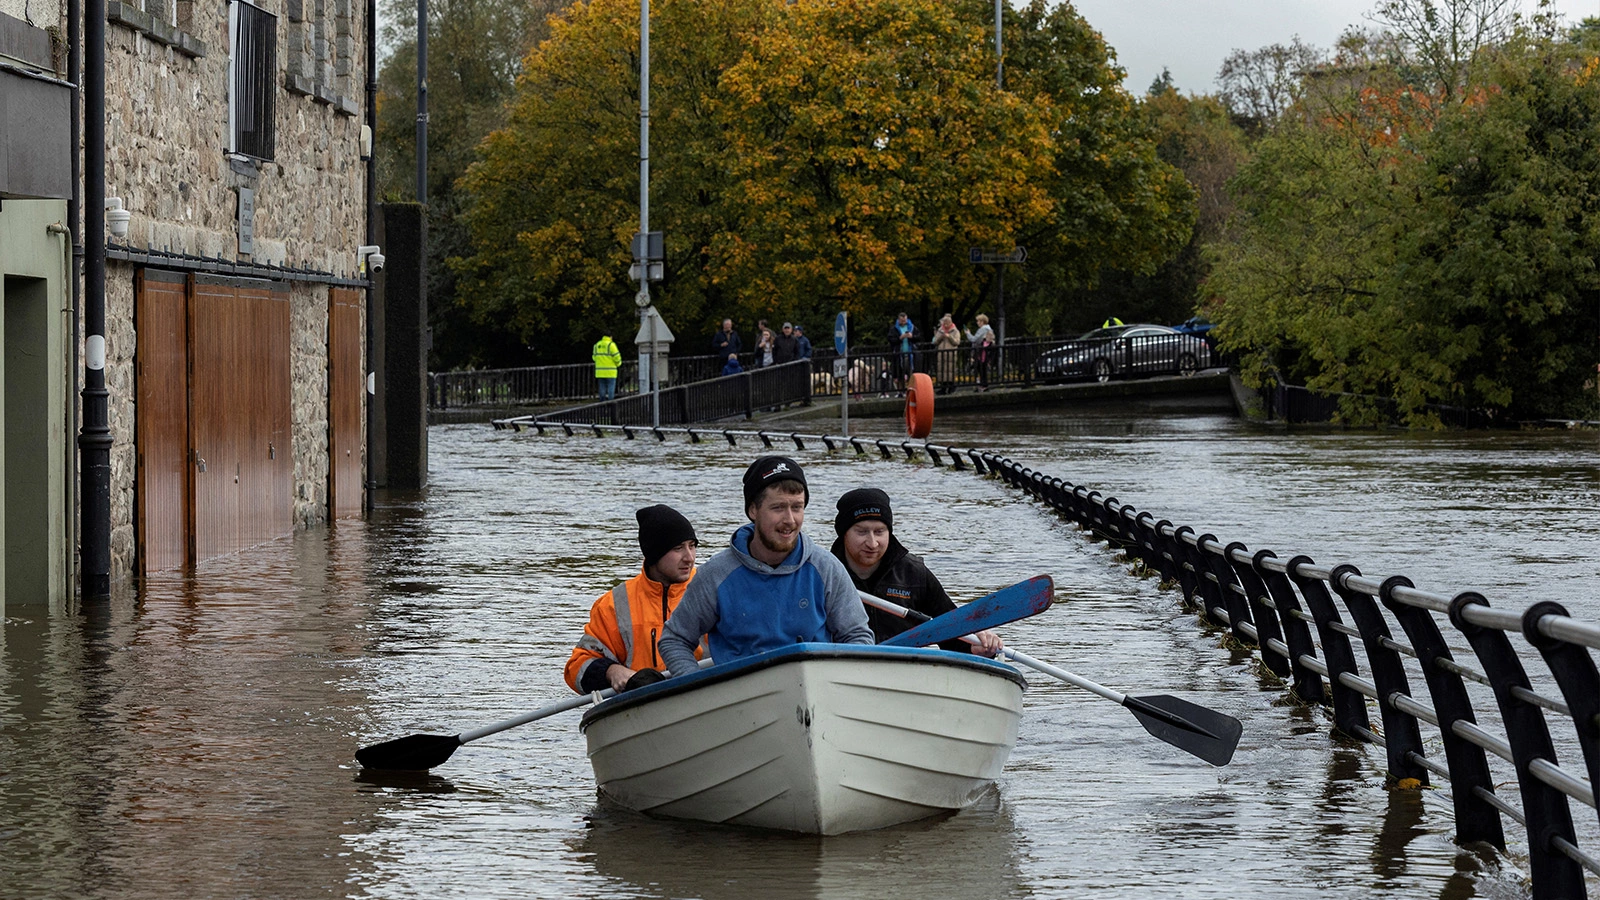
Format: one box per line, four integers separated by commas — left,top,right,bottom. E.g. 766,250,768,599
564,505,700,694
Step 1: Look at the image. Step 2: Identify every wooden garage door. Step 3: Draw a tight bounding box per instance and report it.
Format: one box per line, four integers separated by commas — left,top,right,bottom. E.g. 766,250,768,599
328,287,362,518
135,269,190,573
189,275,292,563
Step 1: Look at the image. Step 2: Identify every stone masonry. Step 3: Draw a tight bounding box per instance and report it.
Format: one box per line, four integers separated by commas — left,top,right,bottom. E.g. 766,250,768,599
102,0,367,583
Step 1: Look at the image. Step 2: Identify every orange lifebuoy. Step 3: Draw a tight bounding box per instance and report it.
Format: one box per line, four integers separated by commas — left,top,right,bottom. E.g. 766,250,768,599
905,372,935,438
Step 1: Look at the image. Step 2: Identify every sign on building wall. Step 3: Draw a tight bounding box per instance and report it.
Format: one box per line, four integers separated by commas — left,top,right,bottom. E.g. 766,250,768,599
238,187,255,255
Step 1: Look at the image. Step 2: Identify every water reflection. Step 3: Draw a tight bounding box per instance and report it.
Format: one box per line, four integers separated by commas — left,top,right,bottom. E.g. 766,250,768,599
576,789,1029,900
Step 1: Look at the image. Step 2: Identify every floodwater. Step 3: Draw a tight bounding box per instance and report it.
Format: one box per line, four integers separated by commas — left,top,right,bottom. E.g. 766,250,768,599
2,410,1597,899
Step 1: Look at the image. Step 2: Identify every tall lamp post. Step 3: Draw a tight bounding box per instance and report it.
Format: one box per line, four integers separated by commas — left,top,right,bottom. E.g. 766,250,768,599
631,0,666,426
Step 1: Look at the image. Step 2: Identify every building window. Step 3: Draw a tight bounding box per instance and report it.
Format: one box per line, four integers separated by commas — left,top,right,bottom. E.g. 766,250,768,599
229,0,277,160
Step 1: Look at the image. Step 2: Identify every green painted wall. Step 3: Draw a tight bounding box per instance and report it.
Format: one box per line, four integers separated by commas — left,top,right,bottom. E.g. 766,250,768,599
0,199,71,609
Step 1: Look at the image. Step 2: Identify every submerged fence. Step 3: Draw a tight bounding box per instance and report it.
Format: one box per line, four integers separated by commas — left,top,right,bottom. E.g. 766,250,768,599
494,360,813,427
498,419,1600,899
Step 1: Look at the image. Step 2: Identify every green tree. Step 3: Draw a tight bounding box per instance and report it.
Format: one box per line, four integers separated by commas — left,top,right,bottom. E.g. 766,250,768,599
376,0,565,368
1208,21,1600,424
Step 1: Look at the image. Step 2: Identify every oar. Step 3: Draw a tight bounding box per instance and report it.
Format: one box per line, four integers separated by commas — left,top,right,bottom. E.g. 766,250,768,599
356,690,613,771
860,592,1243,766
879,575,1053,648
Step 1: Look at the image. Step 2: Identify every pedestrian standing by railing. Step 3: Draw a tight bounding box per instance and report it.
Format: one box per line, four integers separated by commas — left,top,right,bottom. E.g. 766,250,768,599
794,325,813,360
933,314,962,395
592,333,622,400
966,313,995,392
721,353,743,376
756,327,775,368
712,319,742,358
887,311,917,390
774,323,800,365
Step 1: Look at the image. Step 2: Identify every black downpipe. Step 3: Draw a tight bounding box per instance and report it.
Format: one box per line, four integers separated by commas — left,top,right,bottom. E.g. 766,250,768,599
68,0,82,591
80,0,111,600
364,0,377,510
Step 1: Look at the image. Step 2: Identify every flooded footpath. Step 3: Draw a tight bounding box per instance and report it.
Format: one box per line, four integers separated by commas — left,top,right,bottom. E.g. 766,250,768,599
1,411,1596,899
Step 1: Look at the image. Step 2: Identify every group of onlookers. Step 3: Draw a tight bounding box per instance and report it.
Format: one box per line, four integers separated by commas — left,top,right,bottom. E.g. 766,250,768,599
886,311,996,395
713,318,813,376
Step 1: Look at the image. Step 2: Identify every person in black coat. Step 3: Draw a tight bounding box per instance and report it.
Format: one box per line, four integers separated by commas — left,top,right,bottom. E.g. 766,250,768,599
712,319,742,358
772,322,800,364
829,488,1003,656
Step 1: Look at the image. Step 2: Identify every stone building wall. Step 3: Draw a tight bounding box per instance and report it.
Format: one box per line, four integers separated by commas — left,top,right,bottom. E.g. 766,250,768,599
102,0,367,581
291,281,331,528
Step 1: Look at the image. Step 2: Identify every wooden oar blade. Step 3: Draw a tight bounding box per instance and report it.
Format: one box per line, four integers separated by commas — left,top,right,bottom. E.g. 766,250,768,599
882,575,1054,648
356,733,463,771
1124,694,1242,767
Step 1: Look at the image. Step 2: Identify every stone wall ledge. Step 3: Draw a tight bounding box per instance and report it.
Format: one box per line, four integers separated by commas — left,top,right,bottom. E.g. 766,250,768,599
106,1,206,58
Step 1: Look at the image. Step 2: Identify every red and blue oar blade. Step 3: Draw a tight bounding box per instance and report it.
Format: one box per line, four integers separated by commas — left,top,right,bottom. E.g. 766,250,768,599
882,575,1054,649
356,733,464,771
1123,694,1242,767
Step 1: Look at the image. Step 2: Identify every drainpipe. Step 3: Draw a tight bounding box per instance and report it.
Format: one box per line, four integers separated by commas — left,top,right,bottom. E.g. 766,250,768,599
68,0,82,591
364,0,377,510
80,0,111,600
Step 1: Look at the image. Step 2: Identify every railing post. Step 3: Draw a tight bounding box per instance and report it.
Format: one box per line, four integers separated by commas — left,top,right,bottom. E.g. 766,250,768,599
1225,542,1290,677
1449,592,1584,899
1254,551,1324,702
1520,600,1600,837
1287,556,1372,739
1380,576,1505,847
1329,564,1429,785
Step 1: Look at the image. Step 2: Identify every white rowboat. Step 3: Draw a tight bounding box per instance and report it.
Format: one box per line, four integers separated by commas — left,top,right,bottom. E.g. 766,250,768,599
580,643,1027,835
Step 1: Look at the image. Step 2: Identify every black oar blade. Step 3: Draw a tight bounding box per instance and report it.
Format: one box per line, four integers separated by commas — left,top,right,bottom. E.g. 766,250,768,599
356,733,463,771
1123,695,1242,767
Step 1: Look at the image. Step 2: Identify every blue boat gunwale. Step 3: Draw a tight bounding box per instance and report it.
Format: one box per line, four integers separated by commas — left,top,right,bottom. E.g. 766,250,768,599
580,642,1027,731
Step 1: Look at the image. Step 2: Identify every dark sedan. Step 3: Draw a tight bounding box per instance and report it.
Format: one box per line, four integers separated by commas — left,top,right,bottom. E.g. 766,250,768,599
1031,324,1212,384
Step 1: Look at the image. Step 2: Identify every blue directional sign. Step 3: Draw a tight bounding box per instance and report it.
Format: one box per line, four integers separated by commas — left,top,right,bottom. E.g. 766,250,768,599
835,312,848,355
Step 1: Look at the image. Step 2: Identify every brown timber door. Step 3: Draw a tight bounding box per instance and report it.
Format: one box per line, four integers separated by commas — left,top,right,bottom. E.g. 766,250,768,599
328,287,362,518
189,275,292,563
135,269,190,572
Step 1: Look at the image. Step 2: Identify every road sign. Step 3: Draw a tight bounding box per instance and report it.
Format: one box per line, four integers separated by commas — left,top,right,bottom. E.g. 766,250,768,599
968,247,1027,265
834,311,848,355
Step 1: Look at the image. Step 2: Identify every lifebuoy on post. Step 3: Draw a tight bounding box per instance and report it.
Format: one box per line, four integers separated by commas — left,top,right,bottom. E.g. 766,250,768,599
905,372,935,438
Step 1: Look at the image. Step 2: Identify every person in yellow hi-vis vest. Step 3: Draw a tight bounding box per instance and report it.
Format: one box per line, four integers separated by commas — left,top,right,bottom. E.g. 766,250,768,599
593,333,622,400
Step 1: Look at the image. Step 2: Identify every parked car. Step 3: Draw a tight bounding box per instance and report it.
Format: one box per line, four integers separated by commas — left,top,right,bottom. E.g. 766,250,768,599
1031,324,1211,384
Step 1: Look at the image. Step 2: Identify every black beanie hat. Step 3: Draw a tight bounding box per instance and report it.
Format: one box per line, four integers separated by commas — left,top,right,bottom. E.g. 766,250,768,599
742,456,808,511
835,487,893,536
637,505,698,569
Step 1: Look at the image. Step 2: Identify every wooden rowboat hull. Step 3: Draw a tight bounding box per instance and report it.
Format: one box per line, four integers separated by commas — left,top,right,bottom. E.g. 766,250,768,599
580,643,1026,835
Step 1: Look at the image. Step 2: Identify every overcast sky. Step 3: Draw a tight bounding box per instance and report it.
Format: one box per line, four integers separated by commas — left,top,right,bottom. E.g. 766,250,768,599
1068,0,1600,95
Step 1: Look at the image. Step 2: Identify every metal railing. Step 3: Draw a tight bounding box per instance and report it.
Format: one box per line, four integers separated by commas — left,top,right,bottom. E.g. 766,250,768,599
492,360,813,428
432,331,1220,411
495,420,1600,899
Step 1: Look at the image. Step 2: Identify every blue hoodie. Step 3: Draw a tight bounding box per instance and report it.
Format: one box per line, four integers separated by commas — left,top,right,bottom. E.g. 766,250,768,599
659,523,873,676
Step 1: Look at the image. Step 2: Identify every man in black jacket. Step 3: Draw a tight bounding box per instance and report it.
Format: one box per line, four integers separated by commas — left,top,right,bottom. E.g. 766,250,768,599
712,319,742,358
772,322,800,364
829,487,1003,656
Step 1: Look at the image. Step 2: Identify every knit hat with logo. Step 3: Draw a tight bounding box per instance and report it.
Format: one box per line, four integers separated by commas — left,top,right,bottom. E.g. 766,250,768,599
742,456,808,510
834,487,892,536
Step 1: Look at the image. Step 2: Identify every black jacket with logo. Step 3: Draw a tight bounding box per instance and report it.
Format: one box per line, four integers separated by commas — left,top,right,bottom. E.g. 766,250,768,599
829,535,972,653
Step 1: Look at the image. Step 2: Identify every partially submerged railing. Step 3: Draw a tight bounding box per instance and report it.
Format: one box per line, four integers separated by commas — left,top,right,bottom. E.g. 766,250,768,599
498,420,1600,898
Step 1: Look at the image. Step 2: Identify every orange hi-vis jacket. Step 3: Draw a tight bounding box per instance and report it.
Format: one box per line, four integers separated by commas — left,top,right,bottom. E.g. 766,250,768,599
564,568,699,693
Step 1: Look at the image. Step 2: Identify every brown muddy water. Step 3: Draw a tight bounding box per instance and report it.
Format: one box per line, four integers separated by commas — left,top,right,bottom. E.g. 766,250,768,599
1,411,1596,899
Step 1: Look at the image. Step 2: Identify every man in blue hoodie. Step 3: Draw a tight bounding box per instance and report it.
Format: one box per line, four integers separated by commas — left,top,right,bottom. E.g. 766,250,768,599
659,456,873,675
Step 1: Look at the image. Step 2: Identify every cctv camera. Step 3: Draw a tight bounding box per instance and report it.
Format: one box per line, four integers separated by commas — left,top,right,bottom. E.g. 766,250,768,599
106,198,130,239
359,244,384,275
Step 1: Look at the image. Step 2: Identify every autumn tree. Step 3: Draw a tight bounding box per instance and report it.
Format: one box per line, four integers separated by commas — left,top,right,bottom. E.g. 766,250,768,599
1216,36,1324,130
452,0,1193,357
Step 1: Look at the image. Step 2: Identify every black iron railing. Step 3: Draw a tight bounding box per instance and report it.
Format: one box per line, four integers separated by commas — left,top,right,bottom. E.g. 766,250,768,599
495,420,1600,899
493,360,813,428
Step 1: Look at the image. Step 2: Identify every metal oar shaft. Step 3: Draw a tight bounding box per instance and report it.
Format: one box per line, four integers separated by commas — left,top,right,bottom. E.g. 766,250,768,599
458,689,615,744
1000,648,1125,705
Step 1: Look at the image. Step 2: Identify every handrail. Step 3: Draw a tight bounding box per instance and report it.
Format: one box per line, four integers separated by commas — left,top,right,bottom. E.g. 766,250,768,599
497,419,1600,899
